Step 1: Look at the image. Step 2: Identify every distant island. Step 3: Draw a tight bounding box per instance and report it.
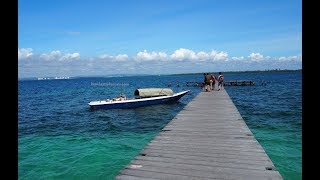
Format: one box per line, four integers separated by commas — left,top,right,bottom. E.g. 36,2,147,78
37,77,71,80
171,69,302,76
18,69,302,81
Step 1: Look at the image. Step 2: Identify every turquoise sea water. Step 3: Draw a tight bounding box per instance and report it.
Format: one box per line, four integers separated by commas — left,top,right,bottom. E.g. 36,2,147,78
18,71,301,179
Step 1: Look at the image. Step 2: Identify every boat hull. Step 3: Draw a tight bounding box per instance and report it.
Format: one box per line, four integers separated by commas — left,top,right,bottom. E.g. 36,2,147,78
89,90,189,109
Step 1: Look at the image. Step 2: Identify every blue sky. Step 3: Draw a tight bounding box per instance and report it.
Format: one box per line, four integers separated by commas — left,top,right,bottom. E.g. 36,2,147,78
18,0,301,78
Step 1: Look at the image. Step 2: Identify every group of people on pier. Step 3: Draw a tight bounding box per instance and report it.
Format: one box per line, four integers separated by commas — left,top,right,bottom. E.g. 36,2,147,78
203,72,224,92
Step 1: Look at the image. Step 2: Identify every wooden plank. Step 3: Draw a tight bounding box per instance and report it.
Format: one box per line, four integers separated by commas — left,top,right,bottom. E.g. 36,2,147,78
134,156,275,170
116,90,282,179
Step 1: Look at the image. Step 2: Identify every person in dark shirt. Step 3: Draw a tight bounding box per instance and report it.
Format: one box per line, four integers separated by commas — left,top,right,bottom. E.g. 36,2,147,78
205,73,212,91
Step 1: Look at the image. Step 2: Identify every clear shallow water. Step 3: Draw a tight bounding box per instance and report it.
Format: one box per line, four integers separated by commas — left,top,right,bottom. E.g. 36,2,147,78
18,71,301,179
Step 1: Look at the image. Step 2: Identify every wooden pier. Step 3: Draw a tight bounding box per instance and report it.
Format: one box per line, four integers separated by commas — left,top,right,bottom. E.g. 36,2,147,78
116,90,282,179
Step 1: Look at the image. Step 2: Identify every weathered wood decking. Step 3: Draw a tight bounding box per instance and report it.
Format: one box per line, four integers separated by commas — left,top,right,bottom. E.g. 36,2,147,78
116,89,282,179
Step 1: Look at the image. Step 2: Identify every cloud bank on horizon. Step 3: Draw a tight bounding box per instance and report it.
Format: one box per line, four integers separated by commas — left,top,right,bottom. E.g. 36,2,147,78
18,0,301,78
18,48,301,78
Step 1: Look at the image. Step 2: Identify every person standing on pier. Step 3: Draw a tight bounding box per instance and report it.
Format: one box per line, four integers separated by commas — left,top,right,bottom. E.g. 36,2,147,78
218,72,224,90
210,74,216,91
205,73,212,91
203,73,206,91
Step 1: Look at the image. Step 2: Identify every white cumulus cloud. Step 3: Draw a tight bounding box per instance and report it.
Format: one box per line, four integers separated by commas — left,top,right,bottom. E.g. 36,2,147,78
40,50,61,61
196,51,210,61
18,48,33,59
115,54,129,61
99,54,129,61
278,55,302,62
231,56,244,61
170,48,197,61
99,54,112,59
210,50,228,61
157,52,169,61
248,53,264,61
135,48,229,62
60,53,80,61
136,50,169,61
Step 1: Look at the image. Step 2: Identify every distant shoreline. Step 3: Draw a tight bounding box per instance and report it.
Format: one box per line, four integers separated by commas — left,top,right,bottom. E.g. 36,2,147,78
170,69,302,76
18,69,302,80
